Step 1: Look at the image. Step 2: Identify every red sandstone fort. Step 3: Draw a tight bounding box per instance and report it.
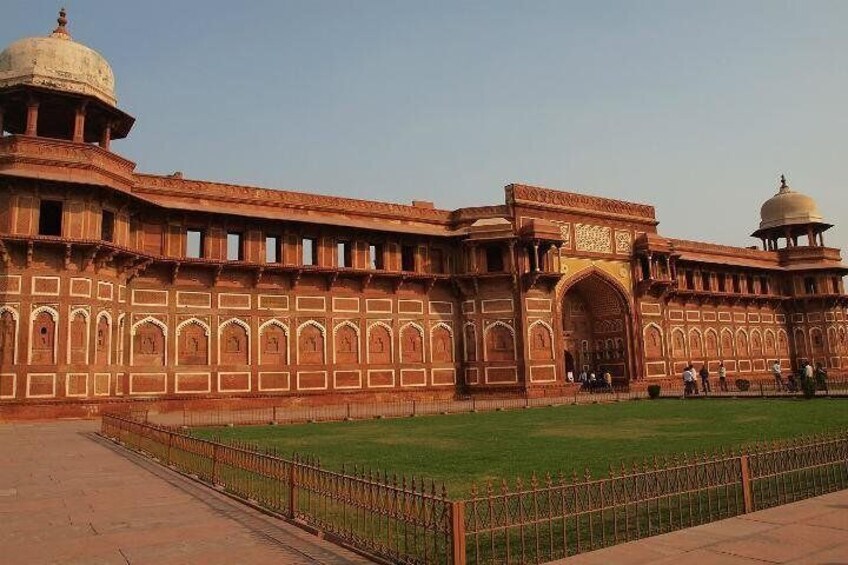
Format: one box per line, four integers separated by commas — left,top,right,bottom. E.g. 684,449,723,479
0,11,845,418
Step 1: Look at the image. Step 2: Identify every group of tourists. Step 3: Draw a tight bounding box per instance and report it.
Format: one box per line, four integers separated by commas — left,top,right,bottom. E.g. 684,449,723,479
682,359,828,396
573,368,614,391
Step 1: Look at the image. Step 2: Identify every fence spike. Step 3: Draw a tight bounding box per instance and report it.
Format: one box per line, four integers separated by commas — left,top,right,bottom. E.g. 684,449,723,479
441,483,448,500
584,467,591,481
501,478,509,495
470,482,478,498
546,472,553,487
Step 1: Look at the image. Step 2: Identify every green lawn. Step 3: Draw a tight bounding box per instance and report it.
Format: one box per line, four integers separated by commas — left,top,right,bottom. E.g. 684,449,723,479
194,399,848,497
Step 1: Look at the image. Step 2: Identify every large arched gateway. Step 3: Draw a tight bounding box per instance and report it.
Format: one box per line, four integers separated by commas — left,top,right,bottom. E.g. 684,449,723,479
559,270,633,383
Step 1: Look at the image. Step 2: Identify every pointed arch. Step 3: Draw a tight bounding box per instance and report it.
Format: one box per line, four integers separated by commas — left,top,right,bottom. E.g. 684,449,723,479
643,323,664,359
688,327,704,359
30,305,58,365
794,327,808,358
777,328,789,356
463,322,477,363
736,328,750,357
218,318,250,365
400,321,425,363
0,305,20,365
483,320,516,362
431,321,455,363
367,321,394,364
297,320,326,365
749,328,763,356
704,327,719,358
670,327,687,359
333,320,361,364
117,313,126,365
258,319,289,366
67,308,90,364
130,316,167,366
764,329,777,355
95,311,112,365
720,327,734,357
827,326,838,354
810,327,824,355
176,318,210,366
528,319,554,361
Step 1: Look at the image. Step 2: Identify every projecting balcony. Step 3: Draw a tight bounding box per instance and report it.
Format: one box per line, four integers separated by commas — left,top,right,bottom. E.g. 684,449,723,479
778,246,843,266
0,135,137,192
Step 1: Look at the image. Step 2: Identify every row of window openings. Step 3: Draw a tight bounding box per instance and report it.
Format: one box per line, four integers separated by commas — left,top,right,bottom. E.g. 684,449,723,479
38,200,115,242
679,269,841,296
188,231,441,273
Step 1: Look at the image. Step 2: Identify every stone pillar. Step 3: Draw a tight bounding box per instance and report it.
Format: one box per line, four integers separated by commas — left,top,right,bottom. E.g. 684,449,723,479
784,228,793,247
532,242,539,272
807,226,815,247
25,99,39,136
73,102,87,143
100,123,112,150
819,231,825,247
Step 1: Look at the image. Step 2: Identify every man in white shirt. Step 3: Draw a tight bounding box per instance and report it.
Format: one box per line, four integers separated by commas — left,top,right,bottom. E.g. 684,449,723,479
772,361,784,391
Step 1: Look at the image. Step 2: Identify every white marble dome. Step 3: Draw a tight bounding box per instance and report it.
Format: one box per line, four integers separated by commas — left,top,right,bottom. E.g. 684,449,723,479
0,10,116,107
759,176,825,231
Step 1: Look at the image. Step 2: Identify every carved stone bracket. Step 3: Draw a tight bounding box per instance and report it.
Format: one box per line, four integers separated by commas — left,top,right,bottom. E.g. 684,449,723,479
64,244,73,269
170,262,180,284
0,239,9,267
211,264,224,287
83,245,101,272
254,266,265,288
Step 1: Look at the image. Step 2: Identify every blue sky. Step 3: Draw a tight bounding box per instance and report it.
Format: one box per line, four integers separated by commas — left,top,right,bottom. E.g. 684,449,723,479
3,2,847,253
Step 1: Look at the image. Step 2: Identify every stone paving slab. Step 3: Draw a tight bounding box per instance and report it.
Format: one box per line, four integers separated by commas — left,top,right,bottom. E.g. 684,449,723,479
556,489,848,564
0,421,372,565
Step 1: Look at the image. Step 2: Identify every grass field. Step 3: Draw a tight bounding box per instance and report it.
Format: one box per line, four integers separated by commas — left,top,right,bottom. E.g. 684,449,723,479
194,398,848,496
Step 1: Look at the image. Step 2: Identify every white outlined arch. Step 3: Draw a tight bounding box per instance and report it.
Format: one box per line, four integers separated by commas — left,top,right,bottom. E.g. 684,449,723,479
735,327,750,356
642,322,664,358
462,322,477,363
827,325,838,354
749,328,763,355
67,308,91,364
296,320,327,365
130,316,168,366
399,321,426,363
688,327,704,357
764,328,777,354
117,314,126,365
366,321,394,364
482,320,516,362
670,327,687,358
95,311,113,365
527,319,554,361
430,321,455,364
793,327,807,355
720,327,735,357
777,328,789,355
258,319,290,365
704,327,719,358
218,318,251,365
0,305,20,365
175,318,211,366
29,305,59,364
809,327,824,352
332,320,361,364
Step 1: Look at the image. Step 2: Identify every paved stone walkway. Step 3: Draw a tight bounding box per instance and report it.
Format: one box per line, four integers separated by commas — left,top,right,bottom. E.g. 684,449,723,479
556,489,848,564
0,421,371,564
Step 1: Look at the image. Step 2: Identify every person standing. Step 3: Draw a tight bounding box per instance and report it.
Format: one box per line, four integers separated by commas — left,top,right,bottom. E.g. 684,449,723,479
814,362,828,392
772,360,784,392
805,362,814,382
682,365,694,397
699,365,711,393
718,362,728,392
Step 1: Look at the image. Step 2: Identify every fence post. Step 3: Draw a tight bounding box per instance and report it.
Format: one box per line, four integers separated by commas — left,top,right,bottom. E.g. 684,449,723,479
166,431,173,466
212,443,220,485
346,402,351,420
413,399,417,417
739,455,753,513
288,462,298,518
451,501,467,565
759,382,764,397
273,405,278,423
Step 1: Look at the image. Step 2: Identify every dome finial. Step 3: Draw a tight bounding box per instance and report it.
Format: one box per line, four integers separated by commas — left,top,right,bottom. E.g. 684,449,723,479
779,174,790,193
51,8,71,39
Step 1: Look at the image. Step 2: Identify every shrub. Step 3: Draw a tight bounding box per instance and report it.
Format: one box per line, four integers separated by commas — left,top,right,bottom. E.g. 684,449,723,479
801,377,817,399
735,379,751,392
647,384,661,399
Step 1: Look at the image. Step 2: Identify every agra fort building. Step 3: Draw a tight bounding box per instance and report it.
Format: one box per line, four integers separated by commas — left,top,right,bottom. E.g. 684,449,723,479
0,12,846,413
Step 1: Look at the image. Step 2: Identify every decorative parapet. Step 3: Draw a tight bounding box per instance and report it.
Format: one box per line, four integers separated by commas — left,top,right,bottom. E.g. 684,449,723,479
669,238,778,262
506,183,656,224
0,135,137,191
133,173,454,226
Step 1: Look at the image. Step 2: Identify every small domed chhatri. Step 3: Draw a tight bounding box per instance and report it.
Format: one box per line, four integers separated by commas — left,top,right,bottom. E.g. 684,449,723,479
0,9,116,107
759,175,825,231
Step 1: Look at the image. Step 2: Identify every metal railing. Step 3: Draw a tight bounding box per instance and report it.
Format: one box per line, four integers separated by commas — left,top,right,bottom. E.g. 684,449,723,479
101,414,455,564
651,373,848,398
101,414,848,565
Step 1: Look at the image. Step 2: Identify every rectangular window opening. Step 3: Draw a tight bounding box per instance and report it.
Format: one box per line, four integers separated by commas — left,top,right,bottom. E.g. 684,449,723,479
685,271,695,291
186,229,204,259
369,243,384,270
805,277,818,295
265,235,279,263
733,275,741,294
38,200,63,236
702,272,711,292
430,248,445,274
401,245,416,272
337,241,351,268
302,237,318,266
717,274,726,293
227,232,243,261
485,245,504,273
101,209,115,242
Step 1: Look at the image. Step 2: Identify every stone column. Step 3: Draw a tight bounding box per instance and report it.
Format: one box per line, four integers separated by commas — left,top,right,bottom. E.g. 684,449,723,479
100,123,112,150
532,242,539,272
25,99,39,136
73,102,87,143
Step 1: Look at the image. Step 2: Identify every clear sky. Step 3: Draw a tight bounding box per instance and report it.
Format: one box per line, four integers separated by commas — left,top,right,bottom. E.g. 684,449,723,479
3,1,847,253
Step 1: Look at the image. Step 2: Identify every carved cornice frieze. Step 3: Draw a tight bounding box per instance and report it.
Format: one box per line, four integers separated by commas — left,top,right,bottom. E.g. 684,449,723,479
507,183,656,223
